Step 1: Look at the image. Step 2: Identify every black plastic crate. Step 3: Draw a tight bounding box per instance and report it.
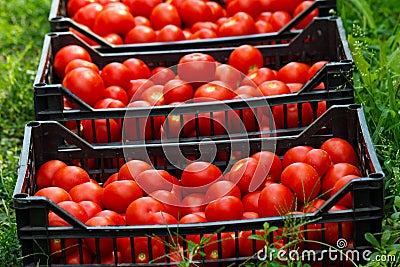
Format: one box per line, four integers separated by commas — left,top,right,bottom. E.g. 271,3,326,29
48,0,337,51
34,17,354,145
14,105,384,266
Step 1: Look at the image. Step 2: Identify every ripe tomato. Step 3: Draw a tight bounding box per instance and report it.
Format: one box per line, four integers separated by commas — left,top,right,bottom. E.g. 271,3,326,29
180,193,207,216
238,229,265,257
150,3,181,30
95,210,126,225
255,19,274,33
302,149,333,177
81,119,121,143
203,232,236,262
293,1,319,29
263,0,303,14
206,1,226,21
135,169,179,194
117,236,166,263
140,84,165,106
62,67,105,107
92,7,135,37
281,162,321,203
123,58,151,80
122,0,162,17
228,45,263,75
321,163,362,198
36,160,68,189
226,0,262,19
156,24,186,42
270,11,292,31
103,180,143,213
190,28,218,40
242,67,276,87
65,245,93,264
204,180,241,202
78,200,102,218
258,183,295,217
100,62,132,91
94,98,126,109
324,205,353,245
218,12,256,38
258,80,290,96
179,213,207,224
180,0,213,27
134,16,152,27
272,102,314,129
242,191,261,213
69,181,104,208
227,157,269,194
85,216,116,254
234,85,263,97
178,53,216,83
127,79,154,100
150,190,181,219
52,200,89,225
67,0,95,17
118,160,152,180
307,61,329,80
34,187,72,204
277,62,311,84
320,138,359,166
163,79,193,104
282,145,313,168
214,64,243,91
73,2,103,29
181,162,222,193
104,85,128,105
124,25,156,44
251,151,282,183
52,166,91,192
150,67,176,85
125,196,166,225
64,58,99,75
331,175,360,208
194,80,236,101
103,32,124,45
54,45,92,79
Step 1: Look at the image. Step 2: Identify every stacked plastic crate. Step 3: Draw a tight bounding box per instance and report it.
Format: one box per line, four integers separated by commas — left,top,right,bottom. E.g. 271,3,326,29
13,1,385,266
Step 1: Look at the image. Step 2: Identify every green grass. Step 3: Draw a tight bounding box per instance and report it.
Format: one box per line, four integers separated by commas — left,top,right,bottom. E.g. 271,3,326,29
0,0,399,266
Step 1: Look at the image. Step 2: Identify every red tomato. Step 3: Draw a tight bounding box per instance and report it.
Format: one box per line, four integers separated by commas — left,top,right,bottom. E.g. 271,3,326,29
140,84,165,106
65,246,93,264
81,119,121,143
307,61,329,80
251,151,282,183
125,25,156,44
118,160,152,180
103,172,118,188
181,162,222,193
69,181,104,208
204,180,241,202
34,187,72,204
324,205,353,245
100,62,131,90
179,213,207,224
117,236,166,264
302,149,333,177
281,162,321,203
150,190,181,219
159,107,196,139
65,58,99,75
85,216,116,254
301,198,326,213
92,7,135,36
214,64,243,91
270,11,292,31
227,157,269,194
218,12,256,37
36,160,68,189
227,0,262,19
52,200,89,225
122,0,162,17
95,210,126,225
242,67,277,86
238,229,265,256
54,45,92,79
180,0,213,27
177,53,216,83
156,24,186,42
163,79,193,104
320,138,359,166
331,175,361,208
234,85,263,97
258,183,295,217
94,98,126,109
125,196,166,225
148,211,179,225
150,3,181,30
203,232,236,261
135,169,178,194
263,0,303,14
134,16,151,27
206,1,226,21
277,62,310,84
228,45,263,75
282,145,314,168
52,166,91,192
321,163,362,198
103,180,143,213
67,0,95,17
189,28,218,40
127,79,154,100
194,80,236,101
123,58,151,80
104,86,128,105
73,3,103,29
293,1,319,29
273,102,314,129
180,193,207,216
258,80,290,96
191,21,218,33
103,32,124,45
255,19,274,33
78,200,102,218
241,191,261,212
62,67,105,107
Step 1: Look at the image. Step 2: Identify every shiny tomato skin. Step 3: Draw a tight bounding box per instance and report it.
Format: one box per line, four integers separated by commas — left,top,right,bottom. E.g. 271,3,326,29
281,162,321,203
258,80,290,96
117,236,166,264
302,149,333,177
272,102,314,129
67,0,95,17
92,7,135,37
150,190,181,219
118,160,152,181
125,196,166,225
282,145,314,169
156,24,186,42
65,245,93,264
189,28,218,40
54,200,89,224
81,119,121,143
194,80,236,101
73,2,103,29
64,59,99,75
228,44,263,75
179,193,207,217
178,53,216,83
69,181,104,208
163,79,193,104
321,163,362,198
52,166,91,192
62,67,105,107
331,175,360,208
241,191,261,213
135,169,178,194
103,32,124,45
101,62,132,91
204,180,241,203
277,62,311,84
125,25,156,44
179,213,207,224
203,232,236,261
78,200,102,218
263,0,303,14
150,3,181,30
251,151,282,183
127,79,154,100
205,196,244,221
36,160,68,189
258,183,295,217
181,162,222,193
102,180,143,213
307,60,329,80
180,0,214,27
34,187,72,204
255,19,274,33
226,0,262,19
122,0,162,17
218,12,256,37
242,67,277,87
324,205,353,245
320,138,359,166
140,84,165,106
293,1,319,29
85,216,115,254
206,1,226,21
270,11,292,31
95,210,126,225
150,66,176,85
104,85,128,105
214,63,243,90
234,85,263,97
123,58,151,80
238,229,265,257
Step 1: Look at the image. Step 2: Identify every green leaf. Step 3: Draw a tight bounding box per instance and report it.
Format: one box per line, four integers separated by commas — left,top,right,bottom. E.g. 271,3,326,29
381,230,392,247
365,232,381,248
394,196,400,209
